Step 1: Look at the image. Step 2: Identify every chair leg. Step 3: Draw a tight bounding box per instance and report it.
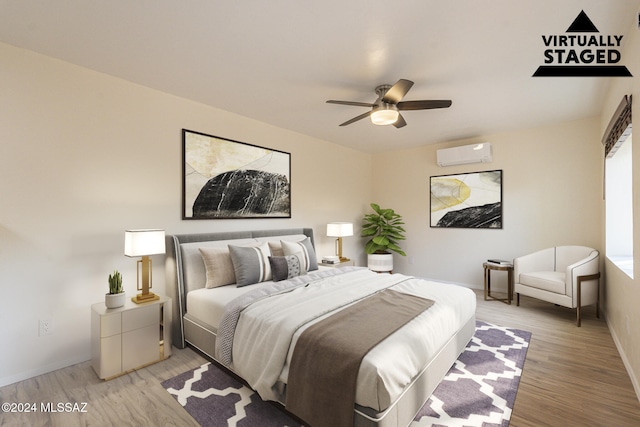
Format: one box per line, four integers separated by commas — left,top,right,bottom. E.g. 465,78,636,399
516,293,520,306
596,277,601,319
577,277,582,327
576,272,601,327
577,303,581,327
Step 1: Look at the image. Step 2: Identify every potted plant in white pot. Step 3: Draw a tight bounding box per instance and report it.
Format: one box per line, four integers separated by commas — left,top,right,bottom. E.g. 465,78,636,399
362,203,406,272
105,270,126,308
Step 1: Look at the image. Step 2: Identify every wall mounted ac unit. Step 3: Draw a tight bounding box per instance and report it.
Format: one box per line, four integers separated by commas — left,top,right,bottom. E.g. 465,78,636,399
436,143,492,167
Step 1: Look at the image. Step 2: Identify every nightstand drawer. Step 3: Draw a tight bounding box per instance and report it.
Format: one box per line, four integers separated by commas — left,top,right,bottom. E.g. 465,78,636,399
122,303,157,333
122,324,160,371
100,313,121,337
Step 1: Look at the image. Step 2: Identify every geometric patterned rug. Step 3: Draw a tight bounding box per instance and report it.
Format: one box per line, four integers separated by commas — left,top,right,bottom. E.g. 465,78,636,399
414,321,531,426
162,321,531,427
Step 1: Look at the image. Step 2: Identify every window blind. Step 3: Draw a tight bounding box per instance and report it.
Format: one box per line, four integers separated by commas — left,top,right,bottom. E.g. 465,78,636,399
602,95,632,158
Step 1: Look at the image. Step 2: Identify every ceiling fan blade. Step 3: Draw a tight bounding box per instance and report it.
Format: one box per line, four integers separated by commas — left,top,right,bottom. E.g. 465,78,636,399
397,100,452,110
393,113,407,128
326,100,375,108
339,111,372,126
382,79,414,104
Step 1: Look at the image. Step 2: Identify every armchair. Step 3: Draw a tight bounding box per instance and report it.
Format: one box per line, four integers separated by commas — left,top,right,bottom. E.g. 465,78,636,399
514,246,600,326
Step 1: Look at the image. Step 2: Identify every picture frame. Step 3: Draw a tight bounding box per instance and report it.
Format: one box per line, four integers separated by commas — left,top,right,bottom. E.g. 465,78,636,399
430,170,502,228
182,129,291,219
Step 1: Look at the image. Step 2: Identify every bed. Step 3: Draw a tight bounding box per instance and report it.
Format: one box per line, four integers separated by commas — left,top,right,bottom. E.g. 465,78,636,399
165,228,476,427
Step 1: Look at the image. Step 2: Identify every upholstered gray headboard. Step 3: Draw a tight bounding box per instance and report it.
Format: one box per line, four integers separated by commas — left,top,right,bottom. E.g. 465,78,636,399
165,228,314,348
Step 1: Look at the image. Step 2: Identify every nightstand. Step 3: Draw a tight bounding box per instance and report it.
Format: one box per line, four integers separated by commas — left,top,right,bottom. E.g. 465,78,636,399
320,260,355,268
91,295,171,380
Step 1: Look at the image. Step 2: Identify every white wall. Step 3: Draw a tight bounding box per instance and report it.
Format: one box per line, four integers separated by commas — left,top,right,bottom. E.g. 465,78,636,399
599,16,640,397
370,118,603,291
0,42,372,386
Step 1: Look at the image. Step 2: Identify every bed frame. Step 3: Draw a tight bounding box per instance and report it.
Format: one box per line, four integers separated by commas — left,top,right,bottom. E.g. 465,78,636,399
165,227,475,427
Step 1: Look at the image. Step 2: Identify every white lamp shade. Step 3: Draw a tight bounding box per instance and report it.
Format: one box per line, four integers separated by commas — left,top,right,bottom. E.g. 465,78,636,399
326,222,353,237
124,229,166,257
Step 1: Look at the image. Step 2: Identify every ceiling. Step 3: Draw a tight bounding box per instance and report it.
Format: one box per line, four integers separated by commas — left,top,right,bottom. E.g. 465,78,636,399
1,1,637,153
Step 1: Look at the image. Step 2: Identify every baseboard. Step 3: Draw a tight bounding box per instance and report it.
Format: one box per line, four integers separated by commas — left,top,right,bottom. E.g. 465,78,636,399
416,277,483,291
0,353,90,388
606,314,640,401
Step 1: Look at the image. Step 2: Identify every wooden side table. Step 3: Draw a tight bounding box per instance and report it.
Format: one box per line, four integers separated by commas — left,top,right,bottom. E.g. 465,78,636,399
483,262,514,304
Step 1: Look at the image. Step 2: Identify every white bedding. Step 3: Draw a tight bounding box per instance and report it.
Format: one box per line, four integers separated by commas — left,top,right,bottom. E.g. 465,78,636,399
187,285,256,329
228,268,476,411
186,266,333,329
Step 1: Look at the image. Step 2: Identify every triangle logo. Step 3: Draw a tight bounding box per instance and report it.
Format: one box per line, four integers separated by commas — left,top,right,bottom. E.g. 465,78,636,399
533,9,632,77
566,10,599,33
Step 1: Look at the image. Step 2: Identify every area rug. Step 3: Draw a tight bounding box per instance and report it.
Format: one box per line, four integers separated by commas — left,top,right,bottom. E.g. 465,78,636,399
162,321,530,427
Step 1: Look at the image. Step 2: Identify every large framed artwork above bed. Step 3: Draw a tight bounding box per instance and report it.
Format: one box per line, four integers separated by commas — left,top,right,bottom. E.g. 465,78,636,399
165,228,476,427
182,129,291,219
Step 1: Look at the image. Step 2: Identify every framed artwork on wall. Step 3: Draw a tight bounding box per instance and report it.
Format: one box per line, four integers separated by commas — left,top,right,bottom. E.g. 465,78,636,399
182,129,291,219
430,170,502,228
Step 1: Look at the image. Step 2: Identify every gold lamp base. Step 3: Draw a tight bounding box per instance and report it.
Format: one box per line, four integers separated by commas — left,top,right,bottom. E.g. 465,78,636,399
335,237,350,263
131,292,160,304
131,255,159,304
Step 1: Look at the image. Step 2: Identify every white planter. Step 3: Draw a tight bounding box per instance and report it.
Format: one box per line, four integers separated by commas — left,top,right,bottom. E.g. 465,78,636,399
368,253,393,272
105,292,126,309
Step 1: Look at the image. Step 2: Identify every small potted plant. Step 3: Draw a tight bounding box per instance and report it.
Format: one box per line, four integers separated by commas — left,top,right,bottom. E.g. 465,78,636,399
105,270,125,308
362,203,406,272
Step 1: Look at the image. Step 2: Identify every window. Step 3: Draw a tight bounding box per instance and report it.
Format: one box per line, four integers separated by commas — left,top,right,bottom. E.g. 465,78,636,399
605,131,633,278
604,95,633,278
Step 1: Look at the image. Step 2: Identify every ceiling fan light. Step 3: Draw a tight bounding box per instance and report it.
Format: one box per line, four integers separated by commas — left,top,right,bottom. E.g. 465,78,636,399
371,107,399,125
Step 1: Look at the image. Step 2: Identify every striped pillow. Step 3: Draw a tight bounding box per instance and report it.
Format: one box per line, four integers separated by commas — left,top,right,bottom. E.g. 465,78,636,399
281,237,318,271
228,242,272,287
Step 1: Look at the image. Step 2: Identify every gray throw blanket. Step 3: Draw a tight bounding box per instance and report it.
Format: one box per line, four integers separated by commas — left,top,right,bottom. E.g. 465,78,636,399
286,289,435,427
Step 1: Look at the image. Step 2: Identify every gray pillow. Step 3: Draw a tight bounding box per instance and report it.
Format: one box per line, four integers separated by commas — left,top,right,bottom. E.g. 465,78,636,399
269,255,306,282
228,242,272,287
281,237,318,271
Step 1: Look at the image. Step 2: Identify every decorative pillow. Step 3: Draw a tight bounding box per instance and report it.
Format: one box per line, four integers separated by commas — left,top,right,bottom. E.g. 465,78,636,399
228,242,272,287
198,247,236,288
269,255,306,282
268,241,285,257
281,237,318,271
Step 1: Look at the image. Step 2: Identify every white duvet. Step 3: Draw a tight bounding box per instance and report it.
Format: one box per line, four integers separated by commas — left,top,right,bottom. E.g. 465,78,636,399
229,268,476,411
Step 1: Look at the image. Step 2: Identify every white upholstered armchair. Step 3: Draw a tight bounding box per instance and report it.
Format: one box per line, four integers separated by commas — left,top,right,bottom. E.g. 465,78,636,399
514,246,600,326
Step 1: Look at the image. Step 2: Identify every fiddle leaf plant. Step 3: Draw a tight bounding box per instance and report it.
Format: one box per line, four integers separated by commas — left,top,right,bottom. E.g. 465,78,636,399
362,203,407,256
108,270,123,295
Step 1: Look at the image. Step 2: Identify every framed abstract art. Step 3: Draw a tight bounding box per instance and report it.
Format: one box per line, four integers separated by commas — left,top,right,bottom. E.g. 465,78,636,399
430,170,502,228
182,129,291,219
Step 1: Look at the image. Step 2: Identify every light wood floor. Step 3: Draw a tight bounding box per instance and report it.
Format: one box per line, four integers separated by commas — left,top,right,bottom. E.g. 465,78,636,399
1,290,639,426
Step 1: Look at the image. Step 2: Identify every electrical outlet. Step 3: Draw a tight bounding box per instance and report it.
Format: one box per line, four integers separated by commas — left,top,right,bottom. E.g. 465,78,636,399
39,319,53,336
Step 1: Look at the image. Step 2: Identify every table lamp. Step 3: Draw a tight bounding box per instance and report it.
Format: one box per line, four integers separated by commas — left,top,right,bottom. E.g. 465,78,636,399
124,229,165,304
326,222,353,262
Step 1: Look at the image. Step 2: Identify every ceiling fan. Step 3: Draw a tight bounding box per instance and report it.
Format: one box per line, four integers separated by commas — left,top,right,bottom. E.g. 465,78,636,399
326,79,451,128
